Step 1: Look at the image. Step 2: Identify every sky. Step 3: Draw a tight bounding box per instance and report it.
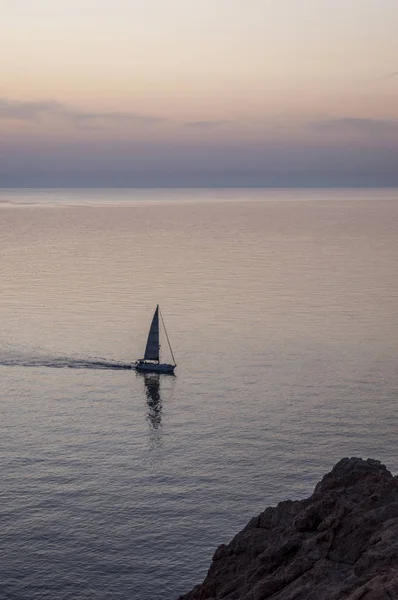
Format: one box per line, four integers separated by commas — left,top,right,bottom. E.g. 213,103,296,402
1,0,398,187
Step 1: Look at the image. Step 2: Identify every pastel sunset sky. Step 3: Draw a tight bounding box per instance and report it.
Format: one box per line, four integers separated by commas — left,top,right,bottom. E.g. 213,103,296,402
2,0,398,186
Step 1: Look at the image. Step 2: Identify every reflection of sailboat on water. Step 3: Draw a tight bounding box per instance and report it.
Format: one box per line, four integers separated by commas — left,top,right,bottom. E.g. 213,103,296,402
135,305,176,374
142,373,162,429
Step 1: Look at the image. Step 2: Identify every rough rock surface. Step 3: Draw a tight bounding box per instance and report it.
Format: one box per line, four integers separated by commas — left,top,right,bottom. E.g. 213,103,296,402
177,458,398,600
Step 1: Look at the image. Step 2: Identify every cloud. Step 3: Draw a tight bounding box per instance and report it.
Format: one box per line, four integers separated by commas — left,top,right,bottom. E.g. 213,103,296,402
309,117,398,136
184,120,232,128
382,71,398,79
0,97,163,127
60,109,163,126
0,98,61,121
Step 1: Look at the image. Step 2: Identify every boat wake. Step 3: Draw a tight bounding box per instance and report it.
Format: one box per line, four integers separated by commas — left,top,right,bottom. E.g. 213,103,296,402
0,353,133,371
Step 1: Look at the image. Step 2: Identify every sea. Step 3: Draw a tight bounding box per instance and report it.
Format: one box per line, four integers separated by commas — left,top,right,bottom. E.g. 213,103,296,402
0,188,397,600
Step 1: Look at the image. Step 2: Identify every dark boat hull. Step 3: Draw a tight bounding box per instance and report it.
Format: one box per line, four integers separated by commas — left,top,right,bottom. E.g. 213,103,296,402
135,362,175,374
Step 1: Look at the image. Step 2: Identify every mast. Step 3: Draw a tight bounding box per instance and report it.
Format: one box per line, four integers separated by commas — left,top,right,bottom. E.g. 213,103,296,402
159,307,176,366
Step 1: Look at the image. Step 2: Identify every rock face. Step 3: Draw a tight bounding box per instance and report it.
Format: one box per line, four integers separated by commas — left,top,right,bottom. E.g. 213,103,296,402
178,458,398,600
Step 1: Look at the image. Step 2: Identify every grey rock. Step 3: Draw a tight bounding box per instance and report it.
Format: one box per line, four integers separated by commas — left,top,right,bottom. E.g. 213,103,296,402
177,458,398,600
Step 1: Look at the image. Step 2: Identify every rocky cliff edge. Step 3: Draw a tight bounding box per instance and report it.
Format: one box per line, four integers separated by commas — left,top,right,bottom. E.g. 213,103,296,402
178,457,398,600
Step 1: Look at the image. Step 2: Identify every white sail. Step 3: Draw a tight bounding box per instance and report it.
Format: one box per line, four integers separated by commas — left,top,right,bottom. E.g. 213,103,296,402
143,305,160,361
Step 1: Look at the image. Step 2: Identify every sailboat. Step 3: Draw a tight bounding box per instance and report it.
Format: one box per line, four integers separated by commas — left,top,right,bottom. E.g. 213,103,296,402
135,305,176,374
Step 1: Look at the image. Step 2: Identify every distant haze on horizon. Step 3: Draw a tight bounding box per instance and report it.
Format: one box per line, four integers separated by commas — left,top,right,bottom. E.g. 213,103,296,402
2,0,398,187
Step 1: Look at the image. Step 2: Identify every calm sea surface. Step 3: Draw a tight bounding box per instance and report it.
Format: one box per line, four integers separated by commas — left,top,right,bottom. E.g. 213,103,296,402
1,188,397,599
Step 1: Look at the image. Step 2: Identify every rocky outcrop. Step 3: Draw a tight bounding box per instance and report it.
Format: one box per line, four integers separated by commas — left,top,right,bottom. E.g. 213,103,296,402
178,458,398,600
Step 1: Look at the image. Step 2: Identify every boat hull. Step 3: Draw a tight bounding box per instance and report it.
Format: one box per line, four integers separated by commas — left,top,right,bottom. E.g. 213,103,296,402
135,362,175,374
